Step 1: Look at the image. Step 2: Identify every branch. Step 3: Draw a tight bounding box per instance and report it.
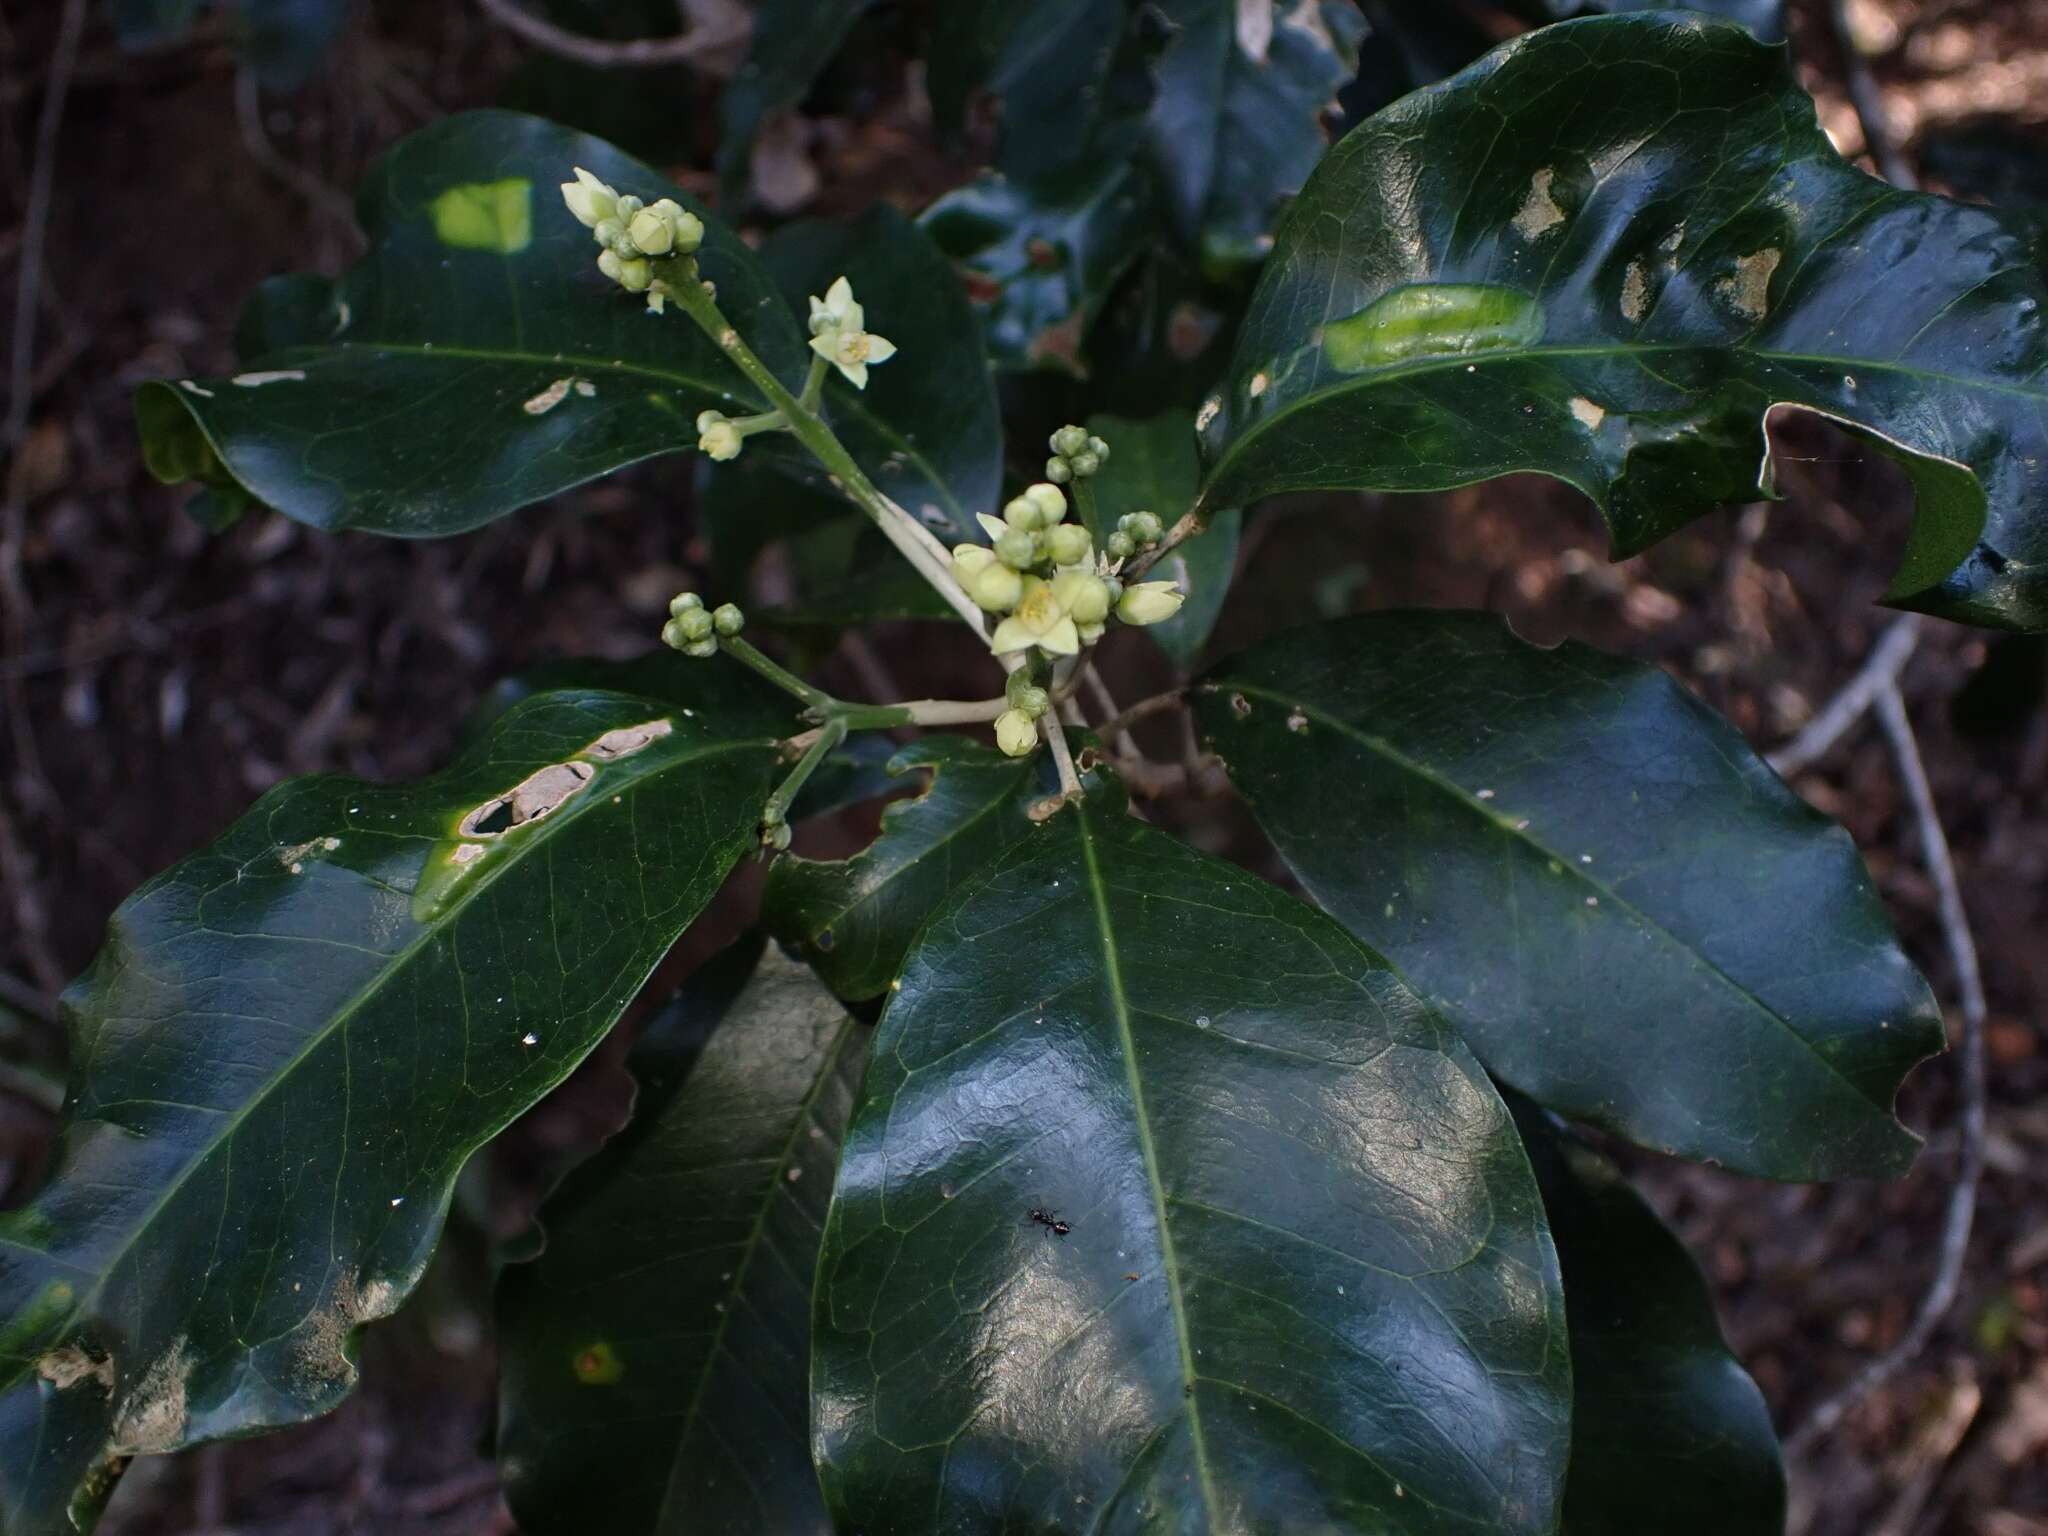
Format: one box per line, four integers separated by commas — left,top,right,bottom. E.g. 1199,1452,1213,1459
474,0,736,68
1767,615,1921,777
1096,686,1191,744
1785,680,1987,1457
1826,0,1915,188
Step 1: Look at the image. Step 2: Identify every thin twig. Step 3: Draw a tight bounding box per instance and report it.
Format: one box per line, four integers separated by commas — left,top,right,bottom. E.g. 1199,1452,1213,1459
475,0,735,68
1827,0,1915,188
1039,711,1081,799
1079,665,1139,758
1096,686,1191,744
1786,680,1987,1456
1126,510,1205,581
1768,616,1922,777
234,70,363,251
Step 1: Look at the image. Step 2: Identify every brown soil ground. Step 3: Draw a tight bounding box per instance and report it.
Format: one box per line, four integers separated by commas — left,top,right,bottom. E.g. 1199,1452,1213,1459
1,1,2044,1532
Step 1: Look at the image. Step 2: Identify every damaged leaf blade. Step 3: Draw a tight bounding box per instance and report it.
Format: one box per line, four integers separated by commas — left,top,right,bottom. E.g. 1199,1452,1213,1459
0,681,787,1534
1201,13,2048,631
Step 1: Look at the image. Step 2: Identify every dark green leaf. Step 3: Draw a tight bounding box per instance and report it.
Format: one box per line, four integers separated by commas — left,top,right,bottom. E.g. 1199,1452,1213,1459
764,737,1042,1001
1514,1106,1785,1534
497,938,861,1536
1085,411,1240,667
1144,0,1364,270
496,0,703,163
812,792,1570,1531
1200,15,2048,630
762,208,1003,543
1512,0,1785,45
136,111,808,537
0,680,787,1533
922,158,1154,373
1197,610,1944,1180
715,0,877,210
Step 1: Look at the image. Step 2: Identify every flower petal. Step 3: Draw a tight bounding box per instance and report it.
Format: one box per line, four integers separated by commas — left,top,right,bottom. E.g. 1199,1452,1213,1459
989,617,1035,654
862,334,897,364
1037,617,1082,656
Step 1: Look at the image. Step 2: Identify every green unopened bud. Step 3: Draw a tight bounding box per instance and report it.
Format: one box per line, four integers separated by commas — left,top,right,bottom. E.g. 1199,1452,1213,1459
994,709,1039,758
712,603,745,636
668,204,705,255
1120,510,1163,546
1105,531,1135,562
1044,457,1073,485
995,529,1039,570
660,617,688,650
1045,524,1093,566
628,207,676,256
952,544,996,586
676,606,716,643
971,562,1024,612
1024,483,1067,525
764,821,793,850
593,217,625,249
1117,579,1185,627
1052,569,1111,626
1086,435,1110,462
685,637,719,659
597,249,624,283
1067,449,1101,478
1003,494,1045,531
618,257,653,293
1006,671,1051,718
615,194,645,220
1077,620,1106,645
1051,424,1090,458
669,591,704,617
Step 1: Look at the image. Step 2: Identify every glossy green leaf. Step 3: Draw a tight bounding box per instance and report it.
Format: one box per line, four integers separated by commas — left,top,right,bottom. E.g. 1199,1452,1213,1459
762,208,1003,543
922,158,1154,373
1513,0,1785,44
134,111,809,537
0,679,788,1534
812,792,1570,1531
715,0,877,209
1512,1106,1785,1535
1143,0,1364,270
1201,14,2048,630
764,737,1042,1001
498,937,862,1536
1085,411,1240,667
1197,610,1944,1180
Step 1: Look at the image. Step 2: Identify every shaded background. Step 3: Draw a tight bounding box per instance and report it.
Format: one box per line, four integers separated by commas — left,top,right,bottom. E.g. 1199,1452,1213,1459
1,0,2044,1531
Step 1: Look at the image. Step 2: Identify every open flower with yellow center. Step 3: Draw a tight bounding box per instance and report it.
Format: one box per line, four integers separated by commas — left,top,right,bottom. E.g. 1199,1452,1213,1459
807,276,897,389
989,577,1080,657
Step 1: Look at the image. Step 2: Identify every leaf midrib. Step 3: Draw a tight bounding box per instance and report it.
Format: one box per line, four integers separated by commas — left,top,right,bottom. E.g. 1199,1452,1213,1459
1201,336,2045,495
1072,805,1223,1526
1,717,773,1396
1220,681,1889,1115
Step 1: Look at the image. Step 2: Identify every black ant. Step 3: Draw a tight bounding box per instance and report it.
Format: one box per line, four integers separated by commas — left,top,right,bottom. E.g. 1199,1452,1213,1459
1026,1206,1071,1238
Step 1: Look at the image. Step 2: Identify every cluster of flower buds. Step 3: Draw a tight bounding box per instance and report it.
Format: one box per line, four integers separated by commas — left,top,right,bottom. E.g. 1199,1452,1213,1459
993,670,1053,759
1105,509,1164,563
1045,424,1110,485
660,592,744,658
560,168,705,314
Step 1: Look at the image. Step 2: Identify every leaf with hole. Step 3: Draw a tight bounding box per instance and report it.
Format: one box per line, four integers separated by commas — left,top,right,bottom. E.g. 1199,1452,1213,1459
812,790,1571,1531
0,677,787,1534
498,937,862,1535
1200,14,2048,630
764,737,1045,1001
1197,610,1944,1180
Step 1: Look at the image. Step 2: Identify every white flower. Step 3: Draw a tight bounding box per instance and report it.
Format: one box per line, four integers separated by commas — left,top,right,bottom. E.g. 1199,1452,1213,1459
807,276,897,389
994,709,1039,758
990,578,1079,656
1117,579,1184,627
561,168,619,229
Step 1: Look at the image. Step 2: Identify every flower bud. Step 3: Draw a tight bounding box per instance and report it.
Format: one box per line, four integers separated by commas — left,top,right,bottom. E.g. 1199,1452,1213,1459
1077,621,1106,645
994,709,1039,758
697,413,742,461
1044,457,1073,485
1052,569,1111,625
1003,493,1045,531
614,257,653,293
1067,449,1101,478
1045,524,1092,566
995,529,1039,570
561,168,619,229
668,205,705,255
660,617,688,650
1105,531,1135,562
1024,483,1067,524
1120,510,1163,546
1086,435,1110,462
951,544,996,586
1117,579,1185,627
971,562,1024,612
1050,424,1090,458
597,249,625,283
712,603,745,636
1006,671,1051,719
669,591,704,617
615,194,645,220
628,207,676,256
593,217,625,248
676,606,716,643
764,820,793,850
